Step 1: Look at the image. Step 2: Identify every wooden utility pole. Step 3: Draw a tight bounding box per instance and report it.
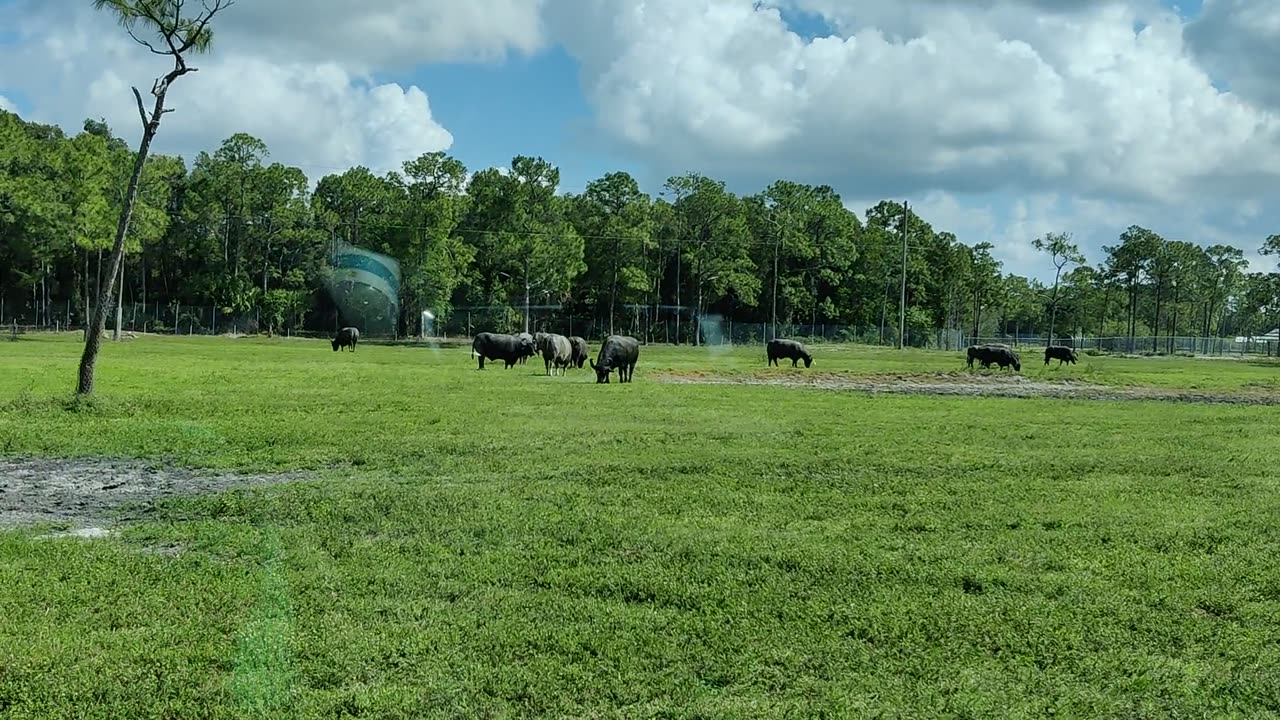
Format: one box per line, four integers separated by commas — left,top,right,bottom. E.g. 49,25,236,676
523,255,531,334
898,201,909,349
674,238,681,345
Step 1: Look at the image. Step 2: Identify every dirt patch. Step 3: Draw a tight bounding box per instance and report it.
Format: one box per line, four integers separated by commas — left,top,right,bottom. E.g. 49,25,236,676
653,370,1280,405
0,457,305,531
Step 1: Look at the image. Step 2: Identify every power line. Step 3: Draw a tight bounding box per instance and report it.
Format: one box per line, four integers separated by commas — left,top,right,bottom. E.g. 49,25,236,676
202,212,944,252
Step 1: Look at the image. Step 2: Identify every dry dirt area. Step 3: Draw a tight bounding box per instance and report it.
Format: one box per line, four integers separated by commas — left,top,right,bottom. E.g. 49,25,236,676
0,456,304,532
654,370,1280,405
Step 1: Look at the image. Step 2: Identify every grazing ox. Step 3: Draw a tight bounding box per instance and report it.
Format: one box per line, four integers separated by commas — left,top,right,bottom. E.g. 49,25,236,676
514,332,536,364
471,332,534,369
569,336,589,369
331,326,360,352
537,333,574,376
766,338,813,368
1044,345,1078,367
966,343,1021,372
965,343,1009,368
590,335,640,383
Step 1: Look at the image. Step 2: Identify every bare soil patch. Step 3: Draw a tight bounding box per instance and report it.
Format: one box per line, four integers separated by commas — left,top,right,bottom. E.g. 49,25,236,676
0,457,305,531
654,370,1280,405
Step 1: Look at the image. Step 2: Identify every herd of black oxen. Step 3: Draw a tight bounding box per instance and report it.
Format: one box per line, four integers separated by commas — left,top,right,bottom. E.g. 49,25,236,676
329,326,645,382
330,325,1080,380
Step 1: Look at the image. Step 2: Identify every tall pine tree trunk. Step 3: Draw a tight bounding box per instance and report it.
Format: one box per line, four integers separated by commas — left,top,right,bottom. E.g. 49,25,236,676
610,265,617,337
972,286,981,341
1151,280,1162,353
1127,282,1137,352
113,255,124,340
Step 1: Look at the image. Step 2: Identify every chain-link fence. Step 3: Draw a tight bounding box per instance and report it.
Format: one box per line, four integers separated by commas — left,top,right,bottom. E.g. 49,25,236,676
6,299,1279,357
966,335,1280,356
443,304,966,349
1,301,292,337
0,299,357,339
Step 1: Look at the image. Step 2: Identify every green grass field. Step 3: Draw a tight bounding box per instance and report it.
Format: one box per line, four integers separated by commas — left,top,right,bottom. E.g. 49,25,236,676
2,334,1279,718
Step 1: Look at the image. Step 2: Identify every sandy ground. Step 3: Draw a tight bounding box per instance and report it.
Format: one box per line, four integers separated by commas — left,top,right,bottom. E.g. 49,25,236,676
654,370,1280,405
0,457,304,531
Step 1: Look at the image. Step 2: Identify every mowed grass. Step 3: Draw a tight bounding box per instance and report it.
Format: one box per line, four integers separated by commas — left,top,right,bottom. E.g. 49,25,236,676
1,334,1279,718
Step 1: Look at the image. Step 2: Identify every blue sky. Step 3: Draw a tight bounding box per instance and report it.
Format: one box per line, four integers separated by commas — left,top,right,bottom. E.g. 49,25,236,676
385,46,635,196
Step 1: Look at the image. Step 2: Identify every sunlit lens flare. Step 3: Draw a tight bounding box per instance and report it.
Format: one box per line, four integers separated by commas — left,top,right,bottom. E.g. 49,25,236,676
326,241,401,337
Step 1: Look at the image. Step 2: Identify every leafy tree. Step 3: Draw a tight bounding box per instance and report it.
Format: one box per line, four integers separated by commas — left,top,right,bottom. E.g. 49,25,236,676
747,181,860,337
0,112,69,327
998,274,1047,339
925,232,970,345
461,156,584,333
1162,241,1202,351
1032,231,1084,344
847,204,903,342
798,186,860,330
664,173,758,345
1203,245,1247,337
569,171,653,335
1105,225,1162,351
184,134,317,324
397,151,475,332
967,242,1002,338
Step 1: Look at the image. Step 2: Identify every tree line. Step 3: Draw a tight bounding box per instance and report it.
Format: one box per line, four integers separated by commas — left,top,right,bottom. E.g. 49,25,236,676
4,108,1280,346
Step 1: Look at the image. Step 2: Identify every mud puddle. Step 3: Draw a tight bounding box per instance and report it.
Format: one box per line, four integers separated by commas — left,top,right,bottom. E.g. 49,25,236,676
0,456,304,531
654,371,1280,405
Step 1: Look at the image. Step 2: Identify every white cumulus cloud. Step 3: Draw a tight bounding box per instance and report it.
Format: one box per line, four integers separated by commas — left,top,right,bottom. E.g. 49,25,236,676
1186,0,1280,110
546,0,1280,272
0,0,541,178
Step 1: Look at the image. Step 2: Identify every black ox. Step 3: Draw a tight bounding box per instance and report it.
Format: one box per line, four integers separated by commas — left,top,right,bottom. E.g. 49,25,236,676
1044,340,1075,363
966,343,1021,372
766,338,813,368
332,326,360,352
1044,345,1078,367
569,336,589,369
471,332,535,369
590,335,640,383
